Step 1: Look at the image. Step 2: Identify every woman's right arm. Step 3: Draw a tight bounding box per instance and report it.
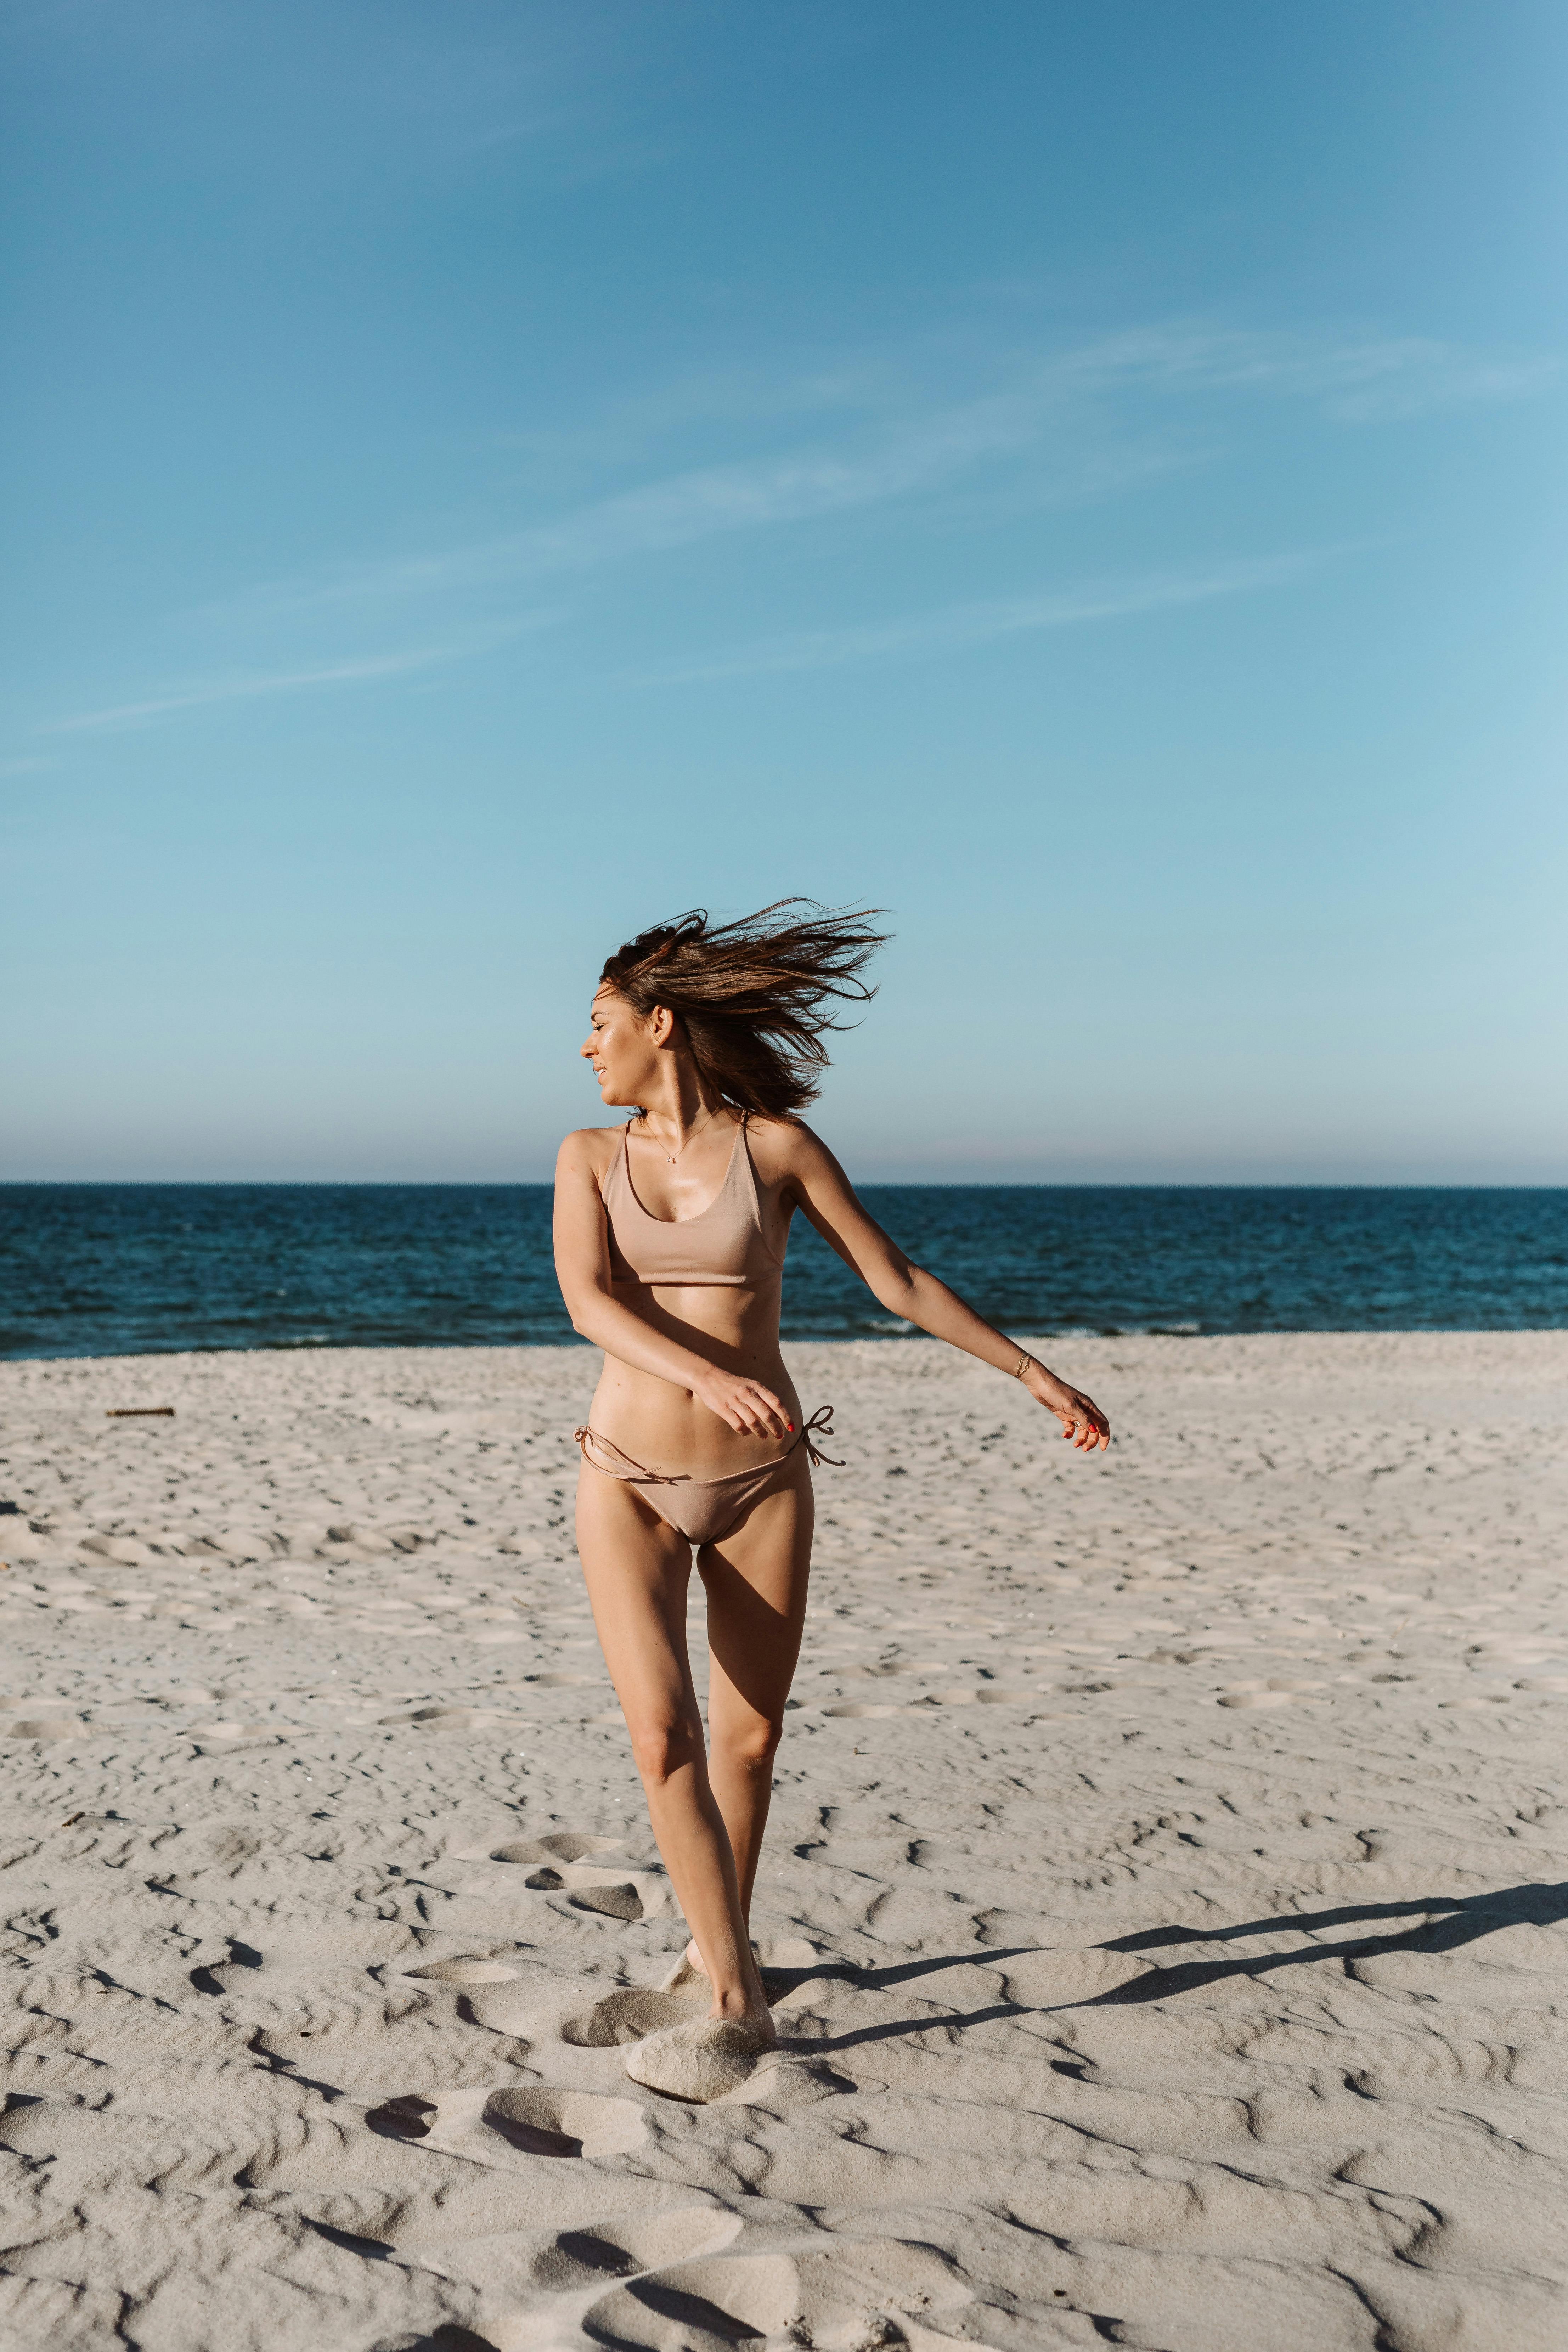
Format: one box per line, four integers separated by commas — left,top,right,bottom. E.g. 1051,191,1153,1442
552,1132,792,1440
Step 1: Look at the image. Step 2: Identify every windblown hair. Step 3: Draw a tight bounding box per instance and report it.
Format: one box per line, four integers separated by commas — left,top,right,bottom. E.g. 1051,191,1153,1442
599,900,889,1118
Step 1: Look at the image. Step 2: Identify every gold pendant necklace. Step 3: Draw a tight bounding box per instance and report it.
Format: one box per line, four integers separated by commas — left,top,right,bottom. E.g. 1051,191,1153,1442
640,1107,717,1165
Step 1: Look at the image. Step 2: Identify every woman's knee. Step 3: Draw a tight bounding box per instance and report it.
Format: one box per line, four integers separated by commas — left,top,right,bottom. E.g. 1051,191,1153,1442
713,1711,784,1773
627,1711,703,1787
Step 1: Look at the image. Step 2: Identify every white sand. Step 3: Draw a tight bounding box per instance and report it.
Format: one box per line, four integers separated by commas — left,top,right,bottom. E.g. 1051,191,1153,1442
1,1332,1565,2352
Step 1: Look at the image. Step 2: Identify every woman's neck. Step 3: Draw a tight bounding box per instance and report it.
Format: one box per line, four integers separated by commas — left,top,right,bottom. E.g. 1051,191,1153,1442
635,1065,726,1147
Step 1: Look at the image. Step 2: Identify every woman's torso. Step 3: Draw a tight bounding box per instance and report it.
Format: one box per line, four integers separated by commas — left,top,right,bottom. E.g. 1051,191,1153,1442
587,1113,801,1474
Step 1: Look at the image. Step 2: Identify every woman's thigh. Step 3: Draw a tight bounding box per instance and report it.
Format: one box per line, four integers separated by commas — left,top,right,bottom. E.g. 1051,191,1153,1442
698,1454,814,1735
575,1464,698,1731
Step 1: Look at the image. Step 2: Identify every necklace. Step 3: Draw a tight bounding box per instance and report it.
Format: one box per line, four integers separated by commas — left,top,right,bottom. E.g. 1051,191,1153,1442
637,1106,720,1166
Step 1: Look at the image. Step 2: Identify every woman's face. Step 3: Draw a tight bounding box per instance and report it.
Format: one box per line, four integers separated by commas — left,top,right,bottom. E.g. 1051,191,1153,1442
581,985,660,1107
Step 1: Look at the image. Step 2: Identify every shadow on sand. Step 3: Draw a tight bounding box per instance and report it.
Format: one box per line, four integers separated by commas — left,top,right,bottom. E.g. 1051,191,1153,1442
1094,1877,1568,2000
806,1881,1568,2049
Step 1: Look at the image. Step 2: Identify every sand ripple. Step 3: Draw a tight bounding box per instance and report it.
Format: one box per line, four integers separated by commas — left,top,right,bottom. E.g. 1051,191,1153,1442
0,1333,1565,2349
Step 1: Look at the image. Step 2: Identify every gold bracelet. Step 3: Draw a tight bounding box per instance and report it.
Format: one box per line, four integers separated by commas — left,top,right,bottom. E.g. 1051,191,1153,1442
1013,1354,1033,1380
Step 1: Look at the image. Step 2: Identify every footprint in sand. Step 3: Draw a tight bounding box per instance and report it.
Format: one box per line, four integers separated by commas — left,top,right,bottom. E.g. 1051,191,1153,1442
562,1985,708,2047
513,1863,644,1918
365,2094,437,2140
2,1716,80,1740
880,1688,1059,1713
566,1879,646,1920
404,1956,522,1984
188,1721,281,1750
582,2237,977,2352
378,2083,647,2161
489,1832,622,1865
376,1706,522,1730
1217,1679,1324,1709
837,1660,950,1679
530,2206,741,2289
822,1702,924,1719
581,2254,802,2351
483,2087,647,2156
520,1672,604,1688
484,1833,654,1919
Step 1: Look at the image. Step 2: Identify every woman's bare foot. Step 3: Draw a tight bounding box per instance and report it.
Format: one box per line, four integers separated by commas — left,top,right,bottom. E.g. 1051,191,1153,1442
658,1946,707,1995
660,1940,773,2030
666,1933,767,1979
661,1934,764,1994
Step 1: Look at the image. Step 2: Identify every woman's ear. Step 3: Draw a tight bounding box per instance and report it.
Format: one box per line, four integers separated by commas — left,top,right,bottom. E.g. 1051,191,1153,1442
647,1003,677,1048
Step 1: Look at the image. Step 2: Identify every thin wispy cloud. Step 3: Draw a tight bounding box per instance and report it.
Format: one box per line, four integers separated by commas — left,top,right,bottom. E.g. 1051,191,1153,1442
621,550,1327,686
494,359,882,478
44,649,449,735
500,323,1552,478
41,620,554,736
1048,324,1559,420
242,390,1059,615
41,315,1554,741
228,319,1554,624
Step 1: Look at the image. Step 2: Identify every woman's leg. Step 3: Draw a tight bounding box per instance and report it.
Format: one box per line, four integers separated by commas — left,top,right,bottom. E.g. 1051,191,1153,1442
574,1465,770,2027
698,1456,813,1925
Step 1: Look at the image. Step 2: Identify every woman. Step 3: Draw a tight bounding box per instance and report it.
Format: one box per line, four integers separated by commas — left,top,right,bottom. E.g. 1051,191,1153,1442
553,904,1109,2100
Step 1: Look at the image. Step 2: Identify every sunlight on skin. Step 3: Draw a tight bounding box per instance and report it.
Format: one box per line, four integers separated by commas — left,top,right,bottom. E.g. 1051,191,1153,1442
552,924,1108,2043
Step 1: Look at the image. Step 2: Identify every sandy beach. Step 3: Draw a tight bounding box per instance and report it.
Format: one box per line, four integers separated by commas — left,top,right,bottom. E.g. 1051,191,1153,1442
1,1331,1564,2351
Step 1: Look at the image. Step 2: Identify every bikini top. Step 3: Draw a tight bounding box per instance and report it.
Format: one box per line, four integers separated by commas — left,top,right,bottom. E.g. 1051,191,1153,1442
600,1116,784,1289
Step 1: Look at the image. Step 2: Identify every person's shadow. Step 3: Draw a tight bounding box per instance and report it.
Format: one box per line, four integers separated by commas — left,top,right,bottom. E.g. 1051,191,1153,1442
1093,1878,1568,1999
793,1881,1568,2049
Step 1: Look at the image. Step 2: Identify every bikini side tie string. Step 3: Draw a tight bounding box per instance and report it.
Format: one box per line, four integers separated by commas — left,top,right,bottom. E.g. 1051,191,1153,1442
572,1427,688,1484
796,1403,844,1467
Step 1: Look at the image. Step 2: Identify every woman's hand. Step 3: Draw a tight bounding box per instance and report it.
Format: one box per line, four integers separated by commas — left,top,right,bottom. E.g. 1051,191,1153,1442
1023,1360,1110,1451
693,1369,794,1442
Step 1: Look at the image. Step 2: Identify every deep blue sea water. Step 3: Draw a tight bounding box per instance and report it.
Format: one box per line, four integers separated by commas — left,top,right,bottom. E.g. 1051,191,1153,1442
2,1185,1565,1360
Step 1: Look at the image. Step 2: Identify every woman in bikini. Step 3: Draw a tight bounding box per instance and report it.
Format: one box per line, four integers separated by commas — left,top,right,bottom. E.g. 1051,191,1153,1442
553,903,1109,2099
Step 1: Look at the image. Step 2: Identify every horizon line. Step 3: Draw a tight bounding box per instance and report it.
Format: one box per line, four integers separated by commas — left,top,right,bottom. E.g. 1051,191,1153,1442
2,1177,1564,1194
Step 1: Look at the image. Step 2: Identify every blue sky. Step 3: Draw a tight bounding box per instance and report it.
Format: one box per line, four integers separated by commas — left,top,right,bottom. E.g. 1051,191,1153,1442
3,0,1564,1182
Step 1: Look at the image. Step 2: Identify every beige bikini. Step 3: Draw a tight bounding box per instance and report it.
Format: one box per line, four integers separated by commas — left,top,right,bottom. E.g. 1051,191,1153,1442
574,1118,841,1544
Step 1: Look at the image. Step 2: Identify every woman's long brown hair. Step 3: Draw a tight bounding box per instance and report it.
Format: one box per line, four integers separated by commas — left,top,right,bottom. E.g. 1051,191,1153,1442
599,900,889,1118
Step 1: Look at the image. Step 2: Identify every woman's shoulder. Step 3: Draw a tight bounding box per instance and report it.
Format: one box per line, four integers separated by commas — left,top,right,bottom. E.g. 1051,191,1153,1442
742,1113,830,1179
555,1123,626,1178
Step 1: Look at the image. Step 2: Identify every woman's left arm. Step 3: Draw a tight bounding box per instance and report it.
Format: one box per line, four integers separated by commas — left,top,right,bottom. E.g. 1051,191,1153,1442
775,1124,1110,1451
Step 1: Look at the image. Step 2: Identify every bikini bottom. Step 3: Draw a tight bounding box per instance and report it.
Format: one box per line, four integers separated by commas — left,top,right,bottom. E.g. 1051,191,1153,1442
573,1404,841,1547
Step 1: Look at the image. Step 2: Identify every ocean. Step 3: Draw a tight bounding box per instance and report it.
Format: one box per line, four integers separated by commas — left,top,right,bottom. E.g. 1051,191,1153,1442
2,1183,1564,1360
